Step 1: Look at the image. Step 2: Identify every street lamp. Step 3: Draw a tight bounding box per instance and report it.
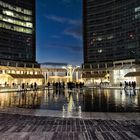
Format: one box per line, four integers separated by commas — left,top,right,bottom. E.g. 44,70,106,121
62,65,80,82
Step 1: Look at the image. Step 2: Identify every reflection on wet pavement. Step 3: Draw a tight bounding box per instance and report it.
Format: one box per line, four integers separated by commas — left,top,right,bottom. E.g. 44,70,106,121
0,88,139,112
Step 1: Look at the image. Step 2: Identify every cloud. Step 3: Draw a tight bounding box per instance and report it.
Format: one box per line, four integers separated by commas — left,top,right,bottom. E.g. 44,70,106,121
64,25,82,40
46,15,81,26
46,15,66,23
46,15,82,40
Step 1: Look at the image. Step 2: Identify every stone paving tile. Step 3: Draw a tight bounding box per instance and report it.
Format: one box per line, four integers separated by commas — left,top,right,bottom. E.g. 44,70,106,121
0,113,139,140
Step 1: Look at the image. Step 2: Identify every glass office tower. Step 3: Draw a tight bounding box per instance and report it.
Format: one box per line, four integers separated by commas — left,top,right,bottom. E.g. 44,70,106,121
83,0,140,85
83,0,140,69
0,0,39,67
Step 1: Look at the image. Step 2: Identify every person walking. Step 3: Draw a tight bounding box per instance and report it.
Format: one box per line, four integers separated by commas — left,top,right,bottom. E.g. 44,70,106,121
34,82,37,91
120,82,122,90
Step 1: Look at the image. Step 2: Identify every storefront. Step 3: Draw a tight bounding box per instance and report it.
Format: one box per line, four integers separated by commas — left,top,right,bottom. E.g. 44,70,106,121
0,73,44,87
82,73,109,86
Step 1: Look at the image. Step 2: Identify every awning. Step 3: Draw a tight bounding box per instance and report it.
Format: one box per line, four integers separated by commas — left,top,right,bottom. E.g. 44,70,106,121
8,74,44,79
124,72,140,77
49,76,70,79
0,66,10,70
82,73,106,78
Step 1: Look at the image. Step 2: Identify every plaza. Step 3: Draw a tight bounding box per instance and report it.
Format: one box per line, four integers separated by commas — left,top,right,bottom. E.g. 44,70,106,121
0,0,140,139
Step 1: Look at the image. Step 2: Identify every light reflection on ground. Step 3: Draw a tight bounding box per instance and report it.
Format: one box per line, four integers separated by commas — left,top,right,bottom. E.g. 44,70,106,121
0,88,139,112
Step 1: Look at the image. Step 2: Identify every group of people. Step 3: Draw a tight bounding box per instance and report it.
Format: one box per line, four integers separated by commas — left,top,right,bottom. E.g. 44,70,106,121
51,82,65,89
18,82,38,91
67,82,84,90
120,81,137,90
47,81,84,90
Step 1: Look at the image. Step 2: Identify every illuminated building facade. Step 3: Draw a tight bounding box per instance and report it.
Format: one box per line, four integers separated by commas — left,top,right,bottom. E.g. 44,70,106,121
83,0,140,85
0,0,39,67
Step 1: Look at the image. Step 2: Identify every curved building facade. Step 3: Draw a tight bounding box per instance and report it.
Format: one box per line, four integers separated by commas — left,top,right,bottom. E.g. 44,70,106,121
0,0,39,67
83,0,140,69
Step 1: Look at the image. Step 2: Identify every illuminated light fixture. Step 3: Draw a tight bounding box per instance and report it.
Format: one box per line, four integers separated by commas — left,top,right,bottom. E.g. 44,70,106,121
26,22,32,28
98,49,103,53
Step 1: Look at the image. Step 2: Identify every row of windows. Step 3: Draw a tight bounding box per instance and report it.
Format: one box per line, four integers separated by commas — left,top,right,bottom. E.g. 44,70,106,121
0,50,33,58
0,60,39,68
89,36,114,44
87,5,140,20
87,16,136,26
0,13,32,28
87,54,134,62
0,22,32,34
0,1,32,15
87,11,137,23
0,30,32,40
89,38,139,46
88,25,138,33
0,36,32,43
0,42,32,51
87,1,139,13
2,9,32,21
90,33,138,42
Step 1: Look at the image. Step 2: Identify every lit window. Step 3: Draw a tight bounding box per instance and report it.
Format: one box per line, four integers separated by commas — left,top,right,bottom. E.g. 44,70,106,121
135,7,140,12
0,13,32,28
0,22,32,34
3,10,32,21
26,22,32,28
98,49,103,53
0,0,32,15
97,37,102,41
135,13,140,19
107,35,114,40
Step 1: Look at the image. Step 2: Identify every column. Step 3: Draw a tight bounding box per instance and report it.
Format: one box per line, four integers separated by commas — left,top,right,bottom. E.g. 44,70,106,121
47,71,49,83
44,72,47,85
76,71,79,82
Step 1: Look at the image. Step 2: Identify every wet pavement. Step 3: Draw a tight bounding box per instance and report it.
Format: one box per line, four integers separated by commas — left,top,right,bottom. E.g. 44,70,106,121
0,113,139,140
0,88,140,112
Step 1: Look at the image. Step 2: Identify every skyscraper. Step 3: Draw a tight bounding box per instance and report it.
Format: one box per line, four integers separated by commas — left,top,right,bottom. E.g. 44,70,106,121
83,0,140,85
0,0,39,67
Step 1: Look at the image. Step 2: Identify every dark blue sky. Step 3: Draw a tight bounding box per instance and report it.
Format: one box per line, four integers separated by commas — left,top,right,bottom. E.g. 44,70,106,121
36,0,83,65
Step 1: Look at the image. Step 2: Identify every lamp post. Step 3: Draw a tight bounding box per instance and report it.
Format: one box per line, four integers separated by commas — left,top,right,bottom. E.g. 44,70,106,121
62,65,80,82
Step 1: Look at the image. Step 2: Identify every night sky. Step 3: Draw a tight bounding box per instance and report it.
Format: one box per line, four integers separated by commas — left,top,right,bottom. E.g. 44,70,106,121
36,0,83,65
